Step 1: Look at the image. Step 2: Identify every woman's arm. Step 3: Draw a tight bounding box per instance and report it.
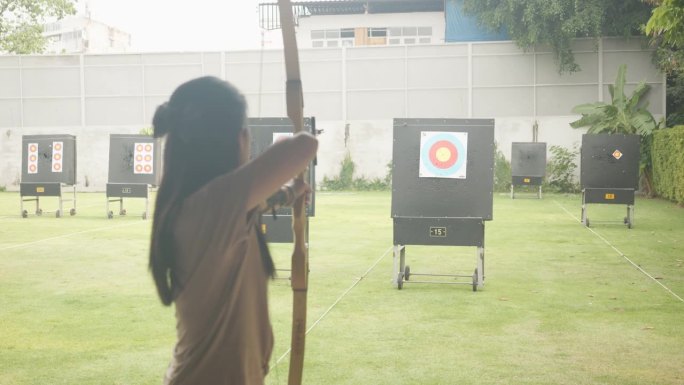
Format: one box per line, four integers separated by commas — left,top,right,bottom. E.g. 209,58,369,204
239,132,318,211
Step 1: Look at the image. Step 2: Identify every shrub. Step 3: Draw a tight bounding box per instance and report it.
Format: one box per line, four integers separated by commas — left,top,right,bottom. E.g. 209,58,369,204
651,125,684,205
321,154,391,191
493,143,511,192
545,145,580,193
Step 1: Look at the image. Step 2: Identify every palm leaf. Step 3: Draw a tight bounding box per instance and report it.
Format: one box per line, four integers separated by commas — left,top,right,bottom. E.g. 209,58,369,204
571,102,609,115
627,82,651,111
612,64,627,107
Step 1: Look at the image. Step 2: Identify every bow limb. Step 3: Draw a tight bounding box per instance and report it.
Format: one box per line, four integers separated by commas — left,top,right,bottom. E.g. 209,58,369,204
277,1,307,385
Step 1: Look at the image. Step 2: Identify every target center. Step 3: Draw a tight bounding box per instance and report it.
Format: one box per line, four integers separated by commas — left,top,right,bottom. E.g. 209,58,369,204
435,147,452,162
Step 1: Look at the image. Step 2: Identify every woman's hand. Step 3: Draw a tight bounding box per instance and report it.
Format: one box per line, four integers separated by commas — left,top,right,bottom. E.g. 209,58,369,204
286,178,312,205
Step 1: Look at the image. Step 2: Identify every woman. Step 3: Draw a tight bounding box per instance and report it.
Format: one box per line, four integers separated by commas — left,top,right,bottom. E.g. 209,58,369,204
149,76,318,384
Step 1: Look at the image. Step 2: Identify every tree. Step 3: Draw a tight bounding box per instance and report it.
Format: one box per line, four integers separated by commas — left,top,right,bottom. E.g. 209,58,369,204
570,64,659,194
459,0,653,73
645,0,684,48
644,0,684,126
0,0,76,54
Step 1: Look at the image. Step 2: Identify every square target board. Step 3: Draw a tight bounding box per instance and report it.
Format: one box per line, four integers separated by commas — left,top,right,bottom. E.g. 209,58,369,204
108,134,161,185
21,135,77,184
392,119,495,220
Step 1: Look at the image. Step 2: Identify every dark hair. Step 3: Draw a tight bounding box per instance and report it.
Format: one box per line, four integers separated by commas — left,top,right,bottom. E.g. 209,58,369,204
149,76,274,306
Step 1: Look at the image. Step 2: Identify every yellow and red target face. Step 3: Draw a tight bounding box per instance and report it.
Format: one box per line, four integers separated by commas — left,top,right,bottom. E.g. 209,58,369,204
51,141,63,173
27,143,39,174
134,142,154,175
419,131,468,179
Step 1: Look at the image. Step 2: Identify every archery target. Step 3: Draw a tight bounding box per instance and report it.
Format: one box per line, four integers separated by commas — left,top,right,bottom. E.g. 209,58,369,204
27,143,39,174
134,142,154,175
419,131,468,179
51,141,63,173
273,132,293,143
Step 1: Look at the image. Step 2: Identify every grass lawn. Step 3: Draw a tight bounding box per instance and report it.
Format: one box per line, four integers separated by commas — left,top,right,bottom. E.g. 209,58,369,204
0,191,682,385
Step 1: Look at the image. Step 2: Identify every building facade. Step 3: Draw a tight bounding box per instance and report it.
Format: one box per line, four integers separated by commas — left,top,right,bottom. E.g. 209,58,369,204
43,16,131,54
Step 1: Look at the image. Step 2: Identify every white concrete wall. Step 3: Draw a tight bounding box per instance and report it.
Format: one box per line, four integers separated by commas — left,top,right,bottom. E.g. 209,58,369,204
0,38,664,191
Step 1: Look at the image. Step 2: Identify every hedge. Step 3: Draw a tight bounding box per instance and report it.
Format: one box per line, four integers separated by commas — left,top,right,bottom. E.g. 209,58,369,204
652,125,684,205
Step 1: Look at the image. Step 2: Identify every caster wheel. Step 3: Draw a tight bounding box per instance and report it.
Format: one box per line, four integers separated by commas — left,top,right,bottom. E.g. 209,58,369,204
404,265,410,281
627,221,632,229
55,210,61,218
585,218,590,227
472,269,478,292
142,212,147,220
119,209,127,216
36,208,43,216
22,210,28,218
624,217,629,224
397,272,404,290
70,208,76,216
107,211,114,219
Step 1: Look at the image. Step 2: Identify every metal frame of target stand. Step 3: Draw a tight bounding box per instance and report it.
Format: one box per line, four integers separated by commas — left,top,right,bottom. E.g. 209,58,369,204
20,183,77,218
393,217,485,291
106,183,152,220
581,188,635,228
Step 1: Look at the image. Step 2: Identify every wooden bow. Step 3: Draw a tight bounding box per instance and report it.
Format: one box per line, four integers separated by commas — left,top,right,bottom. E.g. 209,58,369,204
277,1,308,384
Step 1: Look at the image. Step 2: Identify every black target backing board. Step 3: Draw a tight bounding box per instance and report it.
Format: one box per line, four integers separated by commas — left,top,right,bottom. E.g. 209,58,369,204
21,134,77,185
580,134,639,189
511,142,546,185
107,135,161,186
247,117,316,243
391,118,495,220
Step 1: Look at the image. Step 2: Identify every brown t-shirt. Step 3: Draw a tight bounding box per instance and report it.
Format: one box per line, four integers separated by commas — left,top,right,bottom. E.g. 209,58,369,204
163,168,273,385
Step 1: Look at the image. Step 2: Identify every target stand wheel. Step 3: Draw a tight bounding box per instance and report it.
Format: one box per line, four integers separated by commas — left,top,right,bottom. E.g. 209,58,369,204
397,272,404,290
404,265,411,281
36,208,43,216
119,209,127,216
55,210,61,218
22,210,28,218
107,211,114,219
624,216,628,224
585,218,590,228
69,208,76,216
472,269,478,292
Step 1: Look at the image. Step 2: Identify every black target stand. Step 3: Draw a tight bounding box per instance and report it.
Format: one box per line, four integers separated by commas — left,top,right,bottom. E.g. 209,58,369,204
106,135,161,220
20,135,77,218
392,119,494,292
580,134,639,228
510,142,546,199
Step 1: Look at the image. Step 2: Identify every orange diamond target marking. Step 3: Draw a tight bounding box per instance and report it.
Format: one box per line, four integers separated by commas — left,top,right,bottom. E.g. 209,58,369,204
612,149,623,160
134,142,154,175
419,131,468,179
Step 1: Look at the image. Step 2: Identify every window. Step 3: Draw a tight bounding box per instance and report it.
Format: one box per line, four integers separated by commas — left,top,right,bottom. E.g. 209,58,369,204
417,27,432,36
341,28,354,38
311,28,354,48
368,28,387,37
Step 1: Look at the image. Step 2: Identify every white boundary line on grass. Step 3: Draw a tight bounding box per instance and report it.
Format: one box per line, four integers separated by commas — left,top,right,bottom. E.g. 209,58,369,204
553,200,684,303
0,221,147,251
271,245,393,369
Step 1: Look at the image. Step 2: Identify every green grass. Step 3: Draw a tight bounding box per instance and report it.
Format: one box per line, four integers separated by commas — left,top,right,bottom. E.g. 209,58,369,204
0,191,682,385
